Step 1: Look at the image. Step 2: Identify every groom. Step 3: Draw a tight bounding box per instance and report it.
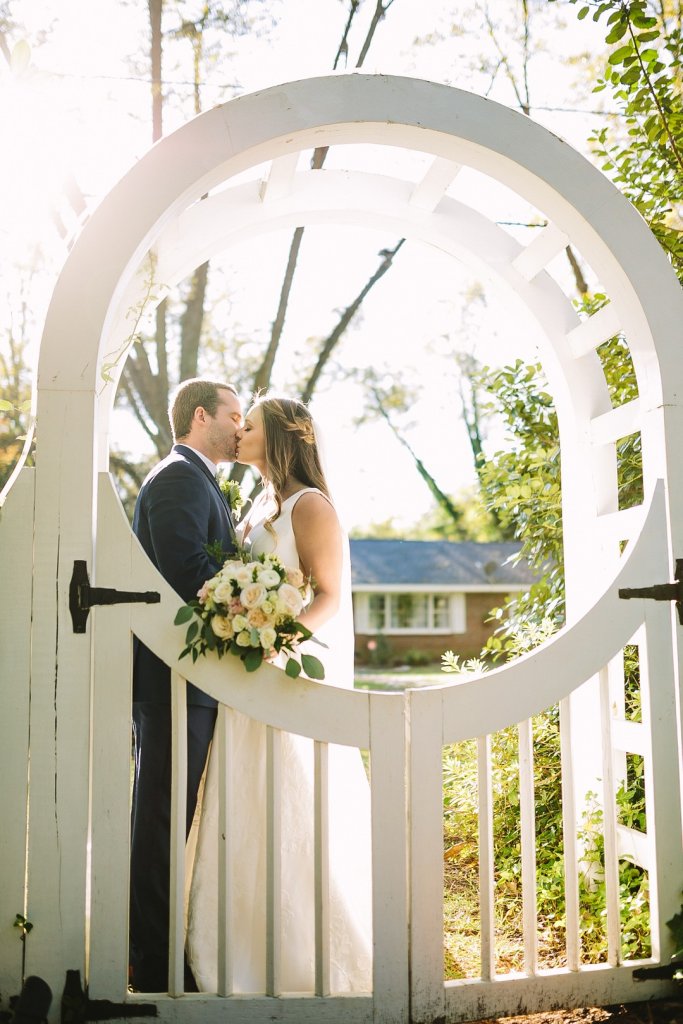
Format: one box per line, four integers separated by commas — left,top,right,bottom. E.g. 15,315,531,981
129,377,243,993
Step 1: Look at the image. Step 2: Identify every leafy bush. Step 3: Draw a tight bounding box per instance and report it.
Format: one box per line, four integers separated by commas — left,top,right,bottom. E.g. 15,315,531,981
403,647,433,667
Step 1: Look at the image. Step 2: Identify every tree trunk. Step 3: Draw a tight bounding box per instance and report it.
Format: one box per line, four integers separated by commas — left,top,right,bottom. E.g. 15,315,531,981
179,261,209,381
149,0,163,143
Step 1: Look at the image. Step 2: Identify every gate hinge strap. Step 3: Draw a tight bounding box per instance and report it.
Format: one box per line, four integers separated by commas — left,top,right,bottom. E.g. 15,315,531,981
69,560,160,634
618,557,683,624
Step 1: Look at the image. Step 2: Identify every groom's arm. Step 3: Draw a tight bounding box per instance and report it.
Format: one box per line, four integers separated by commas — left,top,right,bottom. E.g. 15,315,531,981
144,462,223,602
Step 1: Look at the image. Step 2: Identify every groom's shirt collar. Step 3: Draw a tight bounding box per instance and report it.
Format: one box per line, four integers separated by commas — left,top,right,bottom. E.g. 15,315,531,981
177,443,217,477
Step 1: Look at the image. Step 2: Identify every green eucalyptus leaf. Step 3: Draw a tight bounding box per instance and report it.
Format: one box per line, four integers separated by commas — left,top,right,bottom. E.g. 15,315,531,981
243,647,263,672
285,657,302,679
301,654,325,680
174,605,195,625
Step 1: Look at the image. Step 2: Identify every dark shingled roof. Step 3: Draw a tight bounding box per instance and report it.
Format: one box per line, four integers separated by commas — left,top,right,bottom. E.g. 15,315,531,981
350,539,535,587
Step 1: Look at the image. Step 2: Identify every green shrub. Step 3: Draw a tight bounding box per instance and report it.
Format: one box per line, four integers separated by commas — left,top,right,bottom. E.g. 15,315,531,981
403,648,432,667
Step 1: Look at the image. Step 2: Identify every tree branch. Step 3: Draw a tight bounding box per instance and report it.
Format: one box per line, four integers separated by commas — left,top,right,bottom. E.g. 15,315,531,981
301,239,405,402
370,385,464,526
251,0,398,398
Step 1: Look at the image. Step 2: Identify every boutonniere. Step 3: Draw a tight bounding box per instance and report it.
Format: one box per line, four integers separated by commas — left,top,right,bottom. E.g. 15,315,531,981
217,471,245,516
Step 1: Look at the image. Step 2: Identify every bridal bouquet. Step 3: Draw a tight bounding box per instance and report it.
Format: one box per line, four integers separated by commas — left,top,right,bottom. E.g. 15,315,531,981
175,551,325,679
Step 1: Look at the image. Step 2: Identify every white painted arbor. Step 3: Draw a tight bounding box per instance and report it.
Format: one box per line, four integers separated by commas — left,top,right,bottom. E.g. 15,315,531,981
1,75,683,1024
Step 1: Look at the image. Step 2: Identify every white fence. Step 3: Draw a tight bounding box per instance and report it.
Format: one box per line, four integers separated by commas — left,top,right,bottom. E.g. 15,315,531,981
1,471,681,1023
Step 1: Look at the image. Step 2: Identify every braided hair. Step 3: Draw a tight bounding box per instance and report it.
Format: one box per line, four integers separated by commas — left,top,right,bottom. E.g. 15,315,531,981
255,395,330,525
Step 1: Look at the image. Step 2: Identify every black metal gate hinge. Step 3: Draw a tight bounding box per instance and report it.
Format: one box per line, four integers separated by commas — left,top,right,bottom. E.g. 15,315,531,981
69,560,160,634
619,557,683,625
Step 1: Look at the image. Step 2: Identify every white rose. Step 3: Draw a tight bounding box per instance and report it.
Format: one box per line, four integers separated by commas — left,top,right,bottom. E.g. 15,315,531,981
232,614,248,633
211,615,234,640
232,565,254,586
241,582,268,609
276,583,304,617
257,568,282,588
260,598,276,617
236,629,252,647
259,626,277,650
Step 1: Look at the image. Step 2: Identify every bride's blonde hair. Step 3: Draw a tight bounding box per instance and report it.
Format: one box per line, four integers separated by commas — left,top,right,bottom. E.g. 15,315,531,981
254,395,330,523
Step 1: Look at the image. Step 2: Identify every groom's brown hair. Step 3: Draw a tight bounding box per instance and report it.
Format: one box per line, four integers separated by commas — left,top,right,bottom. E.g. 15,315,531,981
170,378,238,442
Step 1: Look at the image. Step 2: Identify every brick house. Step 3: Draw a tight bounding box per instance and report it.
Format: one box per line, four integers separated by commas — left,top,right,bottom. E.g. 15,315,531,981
350,538,535,664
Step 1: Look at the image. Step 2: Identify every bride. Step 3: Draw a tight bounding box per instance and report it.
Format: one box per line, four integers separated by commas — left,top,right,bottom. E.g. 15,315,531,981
186,395,373,994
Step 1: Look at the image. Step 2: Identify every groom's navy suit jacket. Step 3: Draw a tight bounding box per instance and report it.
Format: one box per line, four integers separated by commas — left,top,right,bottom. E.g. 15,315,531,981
132,443,237,707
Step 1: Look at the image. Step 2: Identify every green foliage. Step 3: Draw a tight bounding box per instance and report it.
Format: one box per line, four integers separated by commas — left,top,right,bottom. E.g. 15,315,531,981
473,292,643,654
667,898,683,959
473,359,564,634
402,647,433,667
556,0,683,279
442,707,653,970
13,913,32,939
442,625,653,970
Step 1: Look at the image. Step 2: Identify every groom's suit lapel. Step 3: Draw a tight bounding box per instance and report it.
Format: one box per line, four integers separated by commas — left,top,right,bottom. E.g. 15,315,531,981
173,444,236,540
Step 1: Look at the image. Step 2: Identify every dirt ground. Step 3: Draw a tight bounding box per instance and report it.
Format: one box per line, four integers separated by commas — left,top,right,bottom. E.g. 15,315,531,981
472,1000,683,1024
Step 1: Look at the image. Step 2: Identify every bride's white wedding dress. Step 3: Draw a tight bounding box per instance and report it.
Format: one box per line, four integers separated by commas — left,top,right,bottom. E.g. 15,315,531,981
186,488,373,994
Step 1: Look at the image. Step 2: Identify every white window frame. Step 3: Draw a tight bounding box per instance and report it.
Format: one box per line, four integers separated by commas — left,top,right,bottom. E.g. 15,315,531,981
354,590,467,635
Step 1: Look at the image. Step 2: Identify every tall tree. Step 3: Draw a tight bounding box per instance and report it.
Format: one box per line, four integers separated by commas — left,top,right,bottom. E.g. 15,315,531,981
115,0,401,489
117,0,258,462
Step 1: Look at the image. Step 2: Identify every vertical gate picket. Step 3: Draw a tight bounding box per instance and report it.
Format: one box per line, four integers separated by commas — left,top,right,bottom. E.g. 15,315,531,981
216,705,234,996
266,725,282,996
25,389,96,999
314,740,331,997
518,718,538,974
599,664,622,967
639,603,683,963
369,692,409,1024
408,686,445,1022
477,735,495,981
0,470,34,1003
169,673,188,996
559,696,580,972
88,476,136,998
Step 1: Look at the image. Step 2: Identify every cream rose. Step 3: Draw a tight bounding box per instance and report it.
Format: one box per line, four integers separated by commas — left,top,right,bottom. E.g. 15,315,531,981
232,614,248,633
259,626,277,650
247,607,269,629
241,582,268,609
213,580,234,605
276,583,304,617
236,630,252,647
260,598,276,618
211,615,234,640
285,567,305,588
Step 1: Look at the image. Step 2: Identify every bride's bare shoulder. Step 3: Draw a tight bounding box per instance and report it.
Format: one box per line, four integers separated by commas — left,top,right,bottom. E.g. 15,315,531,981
291,490,339,528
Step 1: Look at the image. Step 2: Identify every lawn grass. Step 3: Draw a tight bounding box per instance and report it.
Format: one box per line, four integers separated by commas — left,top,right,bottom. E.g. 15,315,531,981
355,665,446,690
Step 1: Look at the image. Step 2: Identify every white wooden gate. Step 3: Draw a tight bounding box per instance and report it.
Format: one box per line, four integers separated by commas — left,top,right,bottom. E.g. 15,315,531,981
1,75,682,1023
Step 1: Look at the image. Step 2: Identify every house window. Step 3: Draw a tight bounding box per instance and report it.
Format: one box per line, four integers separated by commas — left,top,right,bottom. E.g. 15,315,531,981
368,594,386,631
390,594,428,629
357,593,466,634
433,595,451,629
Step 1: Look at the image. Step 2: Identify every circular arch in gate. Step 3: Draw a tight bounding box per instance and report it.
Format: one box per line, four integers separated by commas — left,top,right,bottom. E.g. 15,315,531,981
34,73,683,629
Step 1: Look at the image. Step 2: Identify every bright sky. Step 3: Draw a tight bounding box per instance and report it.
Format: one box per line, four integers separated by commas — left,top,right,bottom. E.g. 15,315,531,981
1,0,612,530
